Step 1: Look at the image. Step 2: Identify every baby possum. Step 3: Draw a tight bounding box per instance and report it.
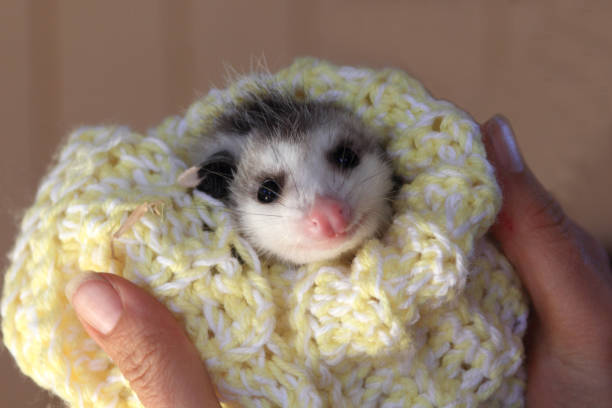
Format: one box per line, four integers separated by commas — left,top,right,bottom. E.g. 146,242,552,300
178,88,396,264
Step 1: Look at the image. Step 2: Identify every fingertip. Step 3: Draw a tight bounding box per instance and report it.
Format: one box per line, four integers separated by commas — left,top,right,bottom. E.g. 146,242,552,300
481,114,538,239
65,271,100,300
66,272,123,335
482,115,525,174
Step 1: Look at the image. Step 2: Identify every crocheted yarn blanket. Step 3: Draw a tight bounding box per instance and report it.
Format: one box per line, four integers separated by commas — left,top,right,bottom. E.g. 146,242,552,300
2,59,527,407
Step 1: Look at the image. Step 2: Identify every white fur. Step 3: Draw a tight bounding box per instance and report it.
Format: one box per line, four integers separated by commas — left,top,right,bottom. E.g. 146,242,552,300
233,119,393,264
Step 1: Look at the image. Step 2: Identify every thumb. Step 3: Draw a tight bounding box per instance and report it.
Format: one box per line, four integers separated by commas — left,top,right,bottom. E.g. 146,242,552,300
66,272,220,408
482,116,611,334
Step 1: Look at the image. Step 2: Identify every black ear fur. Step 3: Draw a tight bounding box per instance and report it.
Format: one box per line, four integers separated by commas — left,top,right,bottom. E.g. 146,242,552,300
196,151,236,199
390,173,406,197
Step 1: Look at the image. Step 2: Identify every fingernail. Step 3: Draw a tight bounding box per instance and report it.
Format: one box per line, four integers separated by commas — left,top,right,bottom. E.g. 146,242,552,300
66,272,123,335
484,115,524,173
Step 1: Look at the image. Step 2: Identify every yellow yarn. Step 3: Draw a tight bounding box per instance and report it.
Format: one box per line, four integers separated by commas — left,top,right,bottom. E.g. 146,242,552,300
2,59,527,407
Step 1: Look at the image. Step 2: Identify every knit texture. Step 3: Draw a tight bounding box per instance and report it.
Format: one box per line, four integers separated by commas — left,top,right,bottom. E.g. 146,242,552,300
2,59,527,407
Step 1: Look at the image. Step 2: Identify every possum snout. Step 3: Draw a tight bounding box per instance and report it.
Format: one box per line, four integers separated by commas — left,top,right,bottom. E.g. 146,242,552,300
304,195,352,239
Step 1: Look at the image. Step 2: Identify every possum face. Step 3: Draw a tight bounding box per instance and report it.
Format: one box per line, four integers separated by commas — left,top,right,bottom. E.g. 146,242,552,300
180,92,395,264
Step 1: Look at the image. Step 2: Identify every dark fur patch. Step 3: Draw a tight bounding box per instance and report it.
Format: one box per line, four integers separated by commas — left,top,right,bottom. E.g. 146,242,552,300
391,174,405,195
196,151,236,199
215,90,342,140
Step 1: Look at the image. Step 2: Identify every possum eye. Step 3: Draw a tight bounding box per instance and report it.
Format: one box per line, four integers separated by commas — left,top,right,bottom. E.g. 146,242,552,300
329,144,360,170
257,179,281,203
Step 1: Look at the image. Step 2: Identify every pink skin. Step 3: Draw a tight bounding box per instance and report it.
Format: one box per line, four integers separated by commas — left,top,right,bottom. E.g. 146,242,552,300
304,195,352,240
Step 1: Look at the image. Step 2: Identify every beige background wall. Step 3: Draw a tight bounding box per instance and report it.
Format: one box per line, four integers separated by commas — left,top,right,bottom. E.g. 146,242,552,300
2,1,611,406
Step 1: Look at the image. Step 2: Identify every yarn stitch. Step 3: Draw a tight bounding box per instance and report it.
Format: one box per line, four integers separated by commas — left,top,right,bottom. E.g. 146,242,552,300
2,58,527,407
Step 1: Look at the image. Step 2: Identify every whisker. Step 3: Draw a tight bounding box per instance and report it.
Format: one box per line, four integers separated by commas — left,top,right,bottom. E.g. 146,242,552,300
382,197,399,204
197,168,235,182
185,203,285,218
271,141,303,204
345,167,392,201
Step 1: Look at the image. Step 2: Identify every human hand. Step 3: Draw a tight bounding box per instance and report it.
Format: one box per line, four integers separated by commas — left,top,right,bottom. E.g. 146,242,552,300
64,116,612,408
66,272,221,408
482,116,612,407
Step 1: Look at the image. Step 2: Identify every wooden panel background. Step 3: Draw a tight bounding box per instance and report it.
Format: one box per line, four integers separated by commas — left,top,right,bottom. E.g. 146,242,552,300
1,1,611,405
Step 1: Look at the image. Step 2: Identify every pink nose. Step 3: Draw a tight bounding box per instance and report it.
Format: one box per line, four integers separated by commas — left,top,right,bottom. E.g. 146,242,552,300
306,196,351,239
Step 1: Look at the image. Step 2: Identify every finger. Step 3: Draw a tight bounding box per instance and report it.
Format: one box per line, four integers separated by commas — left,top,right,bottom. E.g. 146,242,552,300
571,223,612,275
481,116,612,334
66,272,220,408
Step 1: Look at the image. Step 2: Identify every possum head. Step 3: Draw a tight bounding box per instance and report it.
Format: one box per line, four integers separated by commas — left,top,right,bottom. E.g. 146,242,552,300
180,91,395,264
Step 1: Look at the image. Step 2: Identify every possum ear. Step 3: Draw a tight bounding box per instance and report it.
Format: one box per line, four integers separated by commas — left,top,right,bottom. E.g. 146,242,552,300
178,151,236,199
390,173,405,196
177,166,202,188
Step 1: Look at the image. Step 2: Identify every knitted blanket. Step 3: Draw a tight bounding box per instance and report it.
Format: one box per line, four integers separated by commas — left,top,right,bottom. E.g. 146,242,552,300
1,59,527,407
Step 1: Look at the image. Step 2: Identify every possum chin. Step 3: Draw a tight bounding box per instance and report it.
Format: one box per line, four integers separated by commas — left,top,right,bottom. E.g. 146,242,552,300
263,232,364,265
